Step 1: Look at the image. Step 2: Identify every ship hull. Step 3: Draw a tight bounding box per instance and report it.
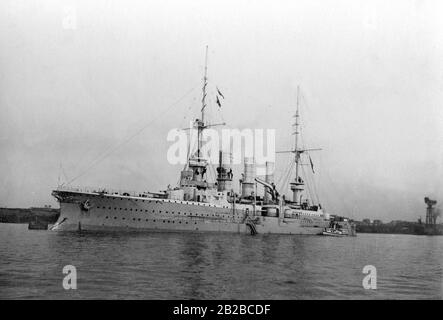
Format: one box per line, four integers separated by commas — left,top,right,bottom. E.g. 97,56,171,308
51,190,329,235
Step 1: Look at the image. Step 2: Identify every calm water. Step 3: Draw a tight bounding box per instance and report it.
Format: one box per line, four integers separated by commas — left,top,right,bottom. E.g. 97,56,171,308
0,223,442,299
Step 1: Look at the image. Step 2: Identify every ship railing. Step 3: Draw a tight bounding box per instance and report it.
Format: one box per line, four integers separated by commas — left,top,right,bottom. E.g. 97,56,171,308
55,185,151,198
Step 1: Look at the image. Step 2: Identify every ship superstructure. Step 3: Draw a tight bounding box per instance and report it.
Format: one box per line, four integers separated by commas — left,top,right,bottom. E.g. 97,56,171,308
51,50,331,234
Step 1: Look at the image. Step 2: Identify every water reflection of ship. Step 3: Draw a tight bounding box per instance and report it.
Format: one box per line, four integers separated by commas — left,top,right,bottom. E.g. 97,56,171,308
52,48,340,236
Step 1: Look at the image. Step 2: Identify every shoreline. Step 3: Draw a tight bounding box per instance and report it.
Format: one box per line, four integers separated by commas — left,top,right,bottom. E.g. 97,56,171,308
0,207,59,224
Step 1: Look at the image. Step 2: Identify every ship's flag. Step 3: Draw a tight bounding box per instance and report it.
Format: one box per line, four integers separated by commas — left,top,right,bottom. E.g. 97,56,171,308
217,87,225,99
216,95,222,108
309,155,315,173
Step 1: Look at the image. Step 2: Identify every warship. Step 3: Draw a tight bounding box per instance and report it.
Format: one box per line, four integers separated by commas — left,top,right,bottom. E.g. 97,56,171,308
51,51,335,235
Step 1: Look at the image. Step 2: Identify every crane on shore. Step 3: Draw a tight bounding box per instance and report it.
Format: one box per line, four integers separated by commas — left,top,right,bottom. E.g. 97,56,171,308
424,197,437,226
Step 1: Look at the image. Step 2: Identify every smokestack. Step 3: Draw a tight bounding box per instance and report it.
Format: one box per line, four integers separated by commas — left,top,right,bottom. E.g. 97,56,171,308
241,157,255,198
217,151,232,192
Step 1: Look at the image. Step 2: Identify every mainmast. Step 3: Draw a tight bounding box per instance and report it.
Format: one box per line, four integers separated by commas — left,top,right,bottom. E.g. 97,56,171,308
276,86,321,205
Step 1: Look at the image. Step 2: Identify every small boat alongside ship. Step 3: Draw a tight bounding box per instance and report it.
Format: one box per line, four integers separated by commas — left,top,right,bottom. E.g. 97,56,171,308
322,228,346,237
322,217,356,236
51,49,356,236
28,218,49,230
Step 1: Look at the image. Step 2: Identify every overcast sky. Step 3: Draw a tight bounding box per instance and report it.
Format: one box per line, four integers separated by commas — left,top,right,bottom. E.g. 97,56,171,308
1,0,442,221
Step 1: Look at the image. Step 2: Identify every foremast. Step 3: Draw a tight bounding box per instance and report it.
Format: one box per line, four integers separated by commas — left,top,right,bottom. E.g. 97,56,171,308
197,45,209,159
290,86,303,204
183,46,209,188
180,46,225,191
